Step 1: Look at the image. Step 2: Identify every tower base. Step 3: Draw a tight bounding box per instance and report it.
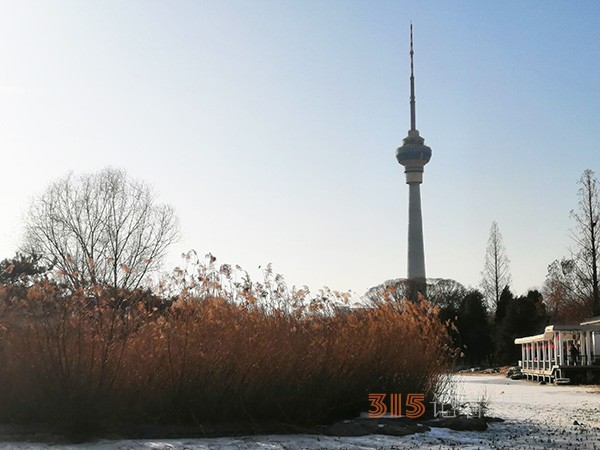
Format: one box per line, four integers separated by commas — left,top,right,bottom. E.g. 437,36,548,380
406,277,427,302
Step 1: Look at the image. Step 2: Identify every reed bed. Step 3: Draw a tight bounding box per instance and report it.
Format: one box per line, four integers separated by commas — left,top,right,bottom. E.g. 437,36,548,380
0,256,451,429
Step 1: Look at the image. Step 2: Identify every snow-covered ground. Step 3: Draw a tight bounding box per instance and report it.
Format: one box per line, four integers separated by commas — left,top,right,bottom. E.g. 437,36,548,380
2,375,599,449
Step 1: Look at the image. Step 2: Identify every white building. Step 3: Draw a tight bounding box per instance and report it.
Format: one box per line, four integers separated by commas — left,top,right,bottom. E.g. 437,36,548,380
514,316,600,384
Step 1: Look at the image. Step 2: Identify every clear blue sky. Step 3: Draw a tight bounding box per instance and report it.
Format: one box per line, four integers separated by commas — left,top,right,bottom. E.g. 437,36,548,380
1,1,599,297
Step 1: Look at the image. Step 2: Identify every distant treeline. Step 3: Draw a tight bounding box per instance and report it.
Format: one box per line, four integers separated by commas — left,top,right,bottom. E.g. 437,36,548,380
367,278,553,367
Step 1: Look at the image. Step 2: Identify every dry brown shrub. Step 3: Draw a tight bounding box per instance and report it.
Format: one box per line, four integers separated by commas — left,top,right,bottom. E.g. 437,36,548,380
0,262,451,428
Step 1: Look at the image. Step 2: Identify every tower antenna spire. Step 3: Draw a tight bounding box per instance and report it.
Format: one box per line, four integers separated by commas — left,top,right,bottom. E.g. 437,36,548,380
409,22,416,131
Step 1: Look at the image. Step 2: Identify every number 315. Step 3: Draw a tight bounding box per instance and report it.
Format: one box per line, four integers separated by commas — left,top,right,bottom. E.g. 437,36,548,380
368,393,425,418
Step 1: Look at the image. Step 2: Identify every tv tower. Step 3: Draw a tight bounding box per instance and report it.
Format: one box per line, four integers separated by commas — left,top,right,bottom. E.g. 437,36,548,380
395,24,432,290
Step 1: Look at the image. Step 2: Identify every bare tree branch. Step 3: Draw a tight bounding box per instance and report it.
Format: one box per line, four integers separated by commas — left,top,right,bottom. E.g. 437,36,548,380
481,221,511,311
568,169,600,315
24,168,180,291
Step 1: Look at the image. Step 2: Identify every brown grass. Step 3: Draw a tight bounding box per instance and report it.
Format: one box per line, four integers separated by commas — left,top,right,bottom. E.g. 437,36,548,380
0,258,451,429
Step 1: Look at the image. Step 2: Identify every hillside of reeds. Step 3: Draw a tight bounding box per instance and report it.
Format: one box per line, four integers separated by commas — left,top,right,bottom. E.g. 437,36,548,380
0,253,452,433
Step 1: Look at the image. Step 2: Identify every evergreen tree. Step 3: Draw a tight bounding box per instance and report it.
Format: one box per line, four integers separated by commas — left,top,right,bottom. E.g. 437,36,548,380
495,290,549,364
456,290,493,366
0,252,50,285
494,285,513,324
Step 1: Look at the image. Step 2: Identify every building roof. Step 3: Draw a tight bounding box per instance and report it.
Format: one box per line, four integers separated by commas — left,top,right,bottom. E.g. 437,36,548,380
514,323,600,344
581,316,600,326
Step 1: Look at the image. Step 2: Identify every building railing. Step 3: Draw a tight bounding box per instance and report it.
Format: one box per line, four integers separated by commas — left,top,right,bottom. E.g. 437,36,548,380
522,360,554,370
522,354,598,370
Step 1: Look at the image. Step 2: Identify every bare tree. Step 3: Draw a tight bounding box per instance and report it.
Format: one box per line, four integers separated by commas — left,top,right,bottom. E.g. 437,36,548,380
24,168,180,290
570,169,600,315
543,258,593,324
481,221,511,311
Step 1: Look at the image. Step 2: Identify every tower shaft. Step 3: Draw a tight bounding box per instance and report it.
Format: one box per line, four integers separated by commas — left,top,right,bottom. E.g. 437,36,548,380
407,182,426,279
